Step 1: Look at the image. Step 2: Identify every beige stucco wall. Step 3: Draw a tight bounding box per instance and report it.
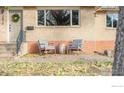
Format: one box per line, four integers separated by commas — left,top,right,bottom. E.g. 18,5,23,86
0,7,117,43
23,6,96,41
94,11,117,41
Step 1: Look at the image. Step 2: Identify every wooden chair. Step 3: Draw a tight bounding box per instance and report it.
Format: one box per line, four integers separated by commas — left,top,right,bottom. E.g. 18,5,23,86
38,40,56,54
67,39,83,54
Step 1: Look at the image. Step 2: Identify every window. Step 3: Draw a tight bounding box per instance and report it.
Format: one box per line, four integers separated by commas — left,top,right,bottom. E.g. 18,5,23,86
72,10,79,25
106,13,118,28
46,10,70,26
37,10,79,26
38,10,45,26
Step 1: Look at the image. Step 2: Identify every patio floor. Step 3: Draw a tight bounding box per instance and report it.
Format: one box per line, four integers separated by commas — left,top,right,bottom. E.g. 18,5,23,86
12,54,114,63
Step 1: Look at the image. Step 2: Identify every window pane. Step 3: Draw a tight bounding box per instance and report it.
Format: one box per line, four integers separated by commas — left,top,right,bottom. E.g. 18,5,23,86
72,10,79,25
106,14,113,27
38,10,44,26
113,14,118,28
46,10,70,26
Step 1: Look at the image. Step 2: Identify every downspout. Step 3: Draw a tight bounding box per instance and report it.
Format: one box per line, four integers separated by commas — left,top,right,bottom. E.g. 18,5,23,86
93,7,102,54
93,8,98,54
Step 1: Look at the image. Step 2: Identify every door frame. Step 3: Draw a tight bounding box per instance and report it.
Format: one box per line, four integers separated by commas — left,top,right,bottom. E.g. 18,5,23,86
7,10,23,43
7,10,9,43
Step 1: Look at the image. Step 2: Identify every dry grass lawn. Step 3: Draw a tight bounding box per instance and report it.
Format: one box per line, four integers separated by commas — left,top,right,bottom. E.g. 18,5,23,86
0,61,112,76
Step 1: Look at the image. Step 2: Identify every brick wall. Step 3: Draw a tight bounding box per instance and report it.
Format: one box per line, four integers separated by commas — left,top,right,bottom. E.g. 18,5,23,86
27,40,115,54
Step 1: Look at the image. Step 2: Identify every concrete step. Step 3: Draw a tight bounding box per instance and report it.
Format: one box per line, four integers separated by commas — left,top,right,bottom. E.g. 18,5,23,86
0,57,14,61
0,44,16,48
0,52,15,57
0,43,16,57
0,45,16,48
0,48,16,52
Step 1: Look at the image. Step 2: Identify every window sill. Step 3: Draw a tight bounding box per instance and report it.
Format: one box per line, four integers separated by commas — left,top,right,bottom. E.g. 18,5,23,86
105,27,117,30
35,25,81,28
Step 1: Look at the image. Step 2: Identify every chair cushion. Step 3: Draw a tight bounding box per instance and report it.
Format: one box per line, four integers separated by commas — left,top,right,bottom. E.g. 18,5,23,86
45,45,55,50
40,44,45,49
38,40,48,48
68,45,79,49
68,39,83,49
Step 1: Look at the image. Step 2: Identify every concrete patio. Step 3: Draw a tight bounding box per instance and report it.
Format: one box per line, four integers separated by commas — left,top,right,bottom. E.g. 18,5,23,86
11,54,114,63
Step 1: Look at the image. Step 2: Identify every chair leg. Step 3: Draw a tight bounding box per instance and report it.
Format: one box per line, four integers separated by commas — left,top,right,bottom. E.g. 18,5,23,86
70,50,72,54
42,50,45,54
40,50,44,55
40,50,43,55
55,49,56,54
39,49,41,55
67,49,69,54
44,50,47,54
69,49,70,54
78,49,80,54
67,48,68,54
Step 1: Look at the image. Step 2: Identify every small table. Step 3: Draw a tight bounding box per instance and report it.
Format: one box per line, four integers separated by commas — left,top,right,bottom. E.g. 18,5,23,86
59,43,66,54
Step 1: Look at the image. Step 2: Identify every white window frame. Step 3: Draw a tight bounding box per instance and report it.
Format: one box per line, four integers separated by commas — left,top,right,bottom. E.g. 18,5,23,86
36,9,80,27
106,12,118,29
